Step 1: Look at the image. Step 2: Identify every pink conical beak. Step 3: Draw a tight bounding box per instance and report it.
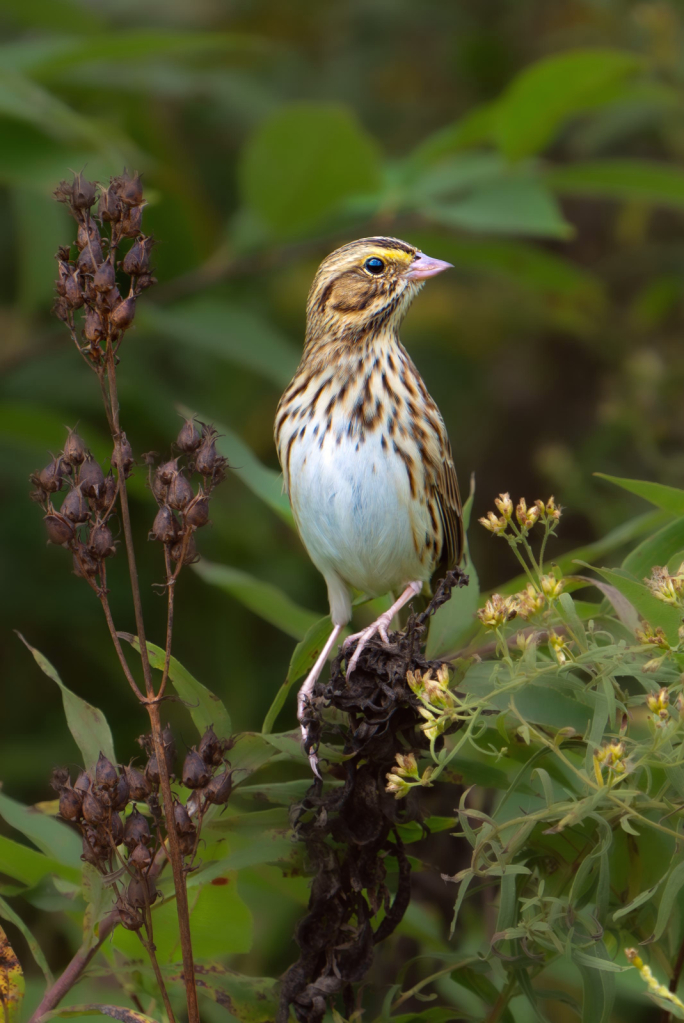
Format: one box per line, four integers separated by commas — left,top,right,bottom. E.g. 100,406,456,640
406,252,453,280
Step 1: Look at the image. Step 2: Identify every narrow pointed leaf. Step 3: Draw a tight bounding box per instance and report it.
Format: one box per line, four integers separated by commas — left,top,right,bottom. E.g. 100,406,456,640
594,473,684,515
17,632,114,771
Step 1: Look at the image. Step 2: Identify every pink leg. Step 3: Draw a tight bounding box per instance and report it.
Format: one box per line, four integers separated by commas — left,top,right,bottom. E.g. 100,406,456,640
297,623,343,778
344,580,423,676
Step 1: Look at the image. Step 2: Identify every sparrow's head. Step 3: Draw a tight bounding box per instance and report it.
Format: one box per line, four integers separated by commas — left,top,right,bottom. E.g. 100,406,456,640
306,236,452,346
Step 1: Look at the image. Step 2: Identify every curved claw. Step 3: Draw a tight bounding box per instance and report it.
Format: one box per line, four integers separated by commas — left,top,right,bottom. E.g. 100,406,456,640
308,749,323,780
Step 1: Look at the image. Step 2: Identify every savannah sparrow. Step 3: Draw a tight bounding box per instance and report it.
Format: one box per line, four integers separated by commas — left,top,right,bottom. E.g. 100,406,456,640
275,236,463,773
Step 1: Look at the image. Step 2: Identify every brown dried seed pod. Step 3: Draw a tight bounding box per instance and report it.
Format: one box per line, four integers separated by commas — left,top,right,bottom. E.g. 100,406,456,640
184,491,210,529
77,242,104,275
150,505,178,545
146,793,163,829
59,787,83,821
109,812,124,846
111,434,134,476
120,170,144,205
110,296,136,330
95,752,118,790
63,429,87,466
89,522,115,559
117,895,144,931
173,801,195,835
198,726,226,767
81,831,105,867
156,458,179,486
144,755,160,788
99,285,121,312
112,771,130,811
84,307,104,343
121,236,153,276
129,842,152,869
72,544,99,579
182,749,210,790
52,297,70,322
167,472,193,511
71,174,98,210
127,875,158,909
120,205,143,238
82,789,107,825
77,220,100,251
162,725,176,772
194,433,221,476
61,486,90,523
92,261,116,292
136,273,157,291
50,767,70,792
64,274,84,309
74,770,91,793
79,455,104,499
38,456,66,493
178,832,197,857
98,186,120,223
203,769,233,806
98,472,118,511
171,534,198,565
123,806,151,849
177,417,202,453
124,765,150,802
44,512,74,545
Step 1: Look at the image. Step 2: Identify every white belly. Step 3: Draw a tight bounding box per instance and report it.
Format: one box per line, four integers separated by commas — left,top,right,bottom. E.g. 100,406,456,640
288,429,430,597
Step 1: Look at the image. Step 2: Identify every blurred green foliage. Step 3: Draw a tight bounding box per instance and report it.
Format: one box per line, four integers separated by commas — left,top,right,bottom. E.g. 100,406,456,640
7,0,684,1019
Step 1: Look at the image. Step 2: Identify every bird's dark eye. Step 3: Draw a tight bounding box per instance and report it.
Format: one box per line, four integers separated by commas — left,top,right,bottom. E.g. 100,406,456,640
364,257,385,274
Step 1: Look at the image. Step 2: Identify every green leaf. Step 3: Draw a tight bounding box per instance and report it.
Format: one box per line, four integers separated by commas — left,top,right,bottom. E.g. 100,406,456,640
262,615,333,734
1,30,263,77
493,49,640,159
0,834,78,889
113,872,253,963
140,301,298,389
574,946,617,1023
170,967,278,1023
227,732,277,780
403,104,495,173
426,174,571,238
193,559,318,640
17,632,115,772
182,408,293,525
584,566,681,643
239,102,381,235
0,791,82,869
622,516,684,579
0,924,24,1023
121,634,231,739
447,870,474,937
612,881,662,921
651,861,684,941
43,1006,160,1023
548,159,684,210
595,473,684,514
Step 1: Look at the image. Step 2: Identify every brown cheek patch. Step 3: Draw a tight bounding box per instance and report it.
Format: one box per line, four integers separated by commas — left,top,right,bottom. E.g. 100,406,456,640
330,276,376,313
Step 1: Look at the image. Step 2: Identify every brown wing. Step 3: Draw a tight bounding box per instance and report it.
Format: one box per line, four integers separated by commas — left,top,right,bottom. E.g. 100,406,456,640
433,435,464,571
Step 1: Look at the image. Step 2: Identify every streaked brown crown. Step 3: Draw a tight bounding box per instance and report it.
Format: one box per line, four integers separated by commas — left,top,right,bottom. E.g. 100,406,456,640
305,237,423,349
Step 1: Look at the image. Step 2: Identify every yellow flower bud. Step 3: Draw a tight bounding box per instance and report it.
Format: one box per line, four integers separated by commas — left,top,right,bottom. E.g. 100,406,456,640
477,594,518,629
494,492,513,520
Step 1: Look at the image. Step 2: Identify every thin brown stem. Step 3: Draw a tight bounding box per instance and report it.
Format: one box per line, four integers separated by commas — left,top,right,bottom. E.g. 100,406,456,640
98,589,146,701
102,339,200,1023
137,906,176,1023
27,910,120,1023
158,547,176,700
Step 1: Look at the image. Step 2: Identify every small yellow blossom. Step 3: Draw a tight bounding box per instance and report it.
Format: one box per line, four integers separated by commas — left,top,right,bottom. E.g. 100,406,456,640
479,510,507,535
540,574,564,601
594,740,627,784
548,630,570,665
393,752,419,779
647,687,670,725
407,664,453,708
477,594,518,629
385,772,411,799
515,584,545,619
516,497,540,530
635,622,669,648
535,496,562,523
645,564,684,605
494,492,513,520
625,948,684,1014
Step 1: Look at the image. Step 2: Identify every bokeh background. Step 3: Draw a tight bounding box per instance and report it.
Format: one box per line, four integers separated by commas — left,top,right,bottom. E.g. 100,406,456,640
4,0,684,1016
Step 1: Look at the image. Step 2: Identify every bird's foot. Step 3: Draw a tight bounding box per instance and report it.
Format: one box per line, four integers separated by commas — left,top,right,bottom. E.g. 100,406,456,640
343,612,393,676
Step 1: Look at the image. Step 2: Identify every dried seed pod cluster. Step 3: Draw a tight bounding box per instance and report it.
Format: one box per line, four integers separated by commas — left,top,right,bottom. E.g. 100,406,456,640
51,723,234,933
147,418,227,568
53,171,156,364
30,427,123,589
